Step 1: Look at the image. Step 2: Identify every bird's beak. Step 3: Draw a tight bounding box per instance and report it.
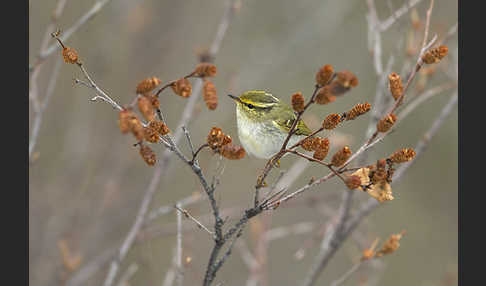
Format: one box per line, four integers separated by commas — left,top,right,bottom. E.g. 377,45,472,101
227,94,241,103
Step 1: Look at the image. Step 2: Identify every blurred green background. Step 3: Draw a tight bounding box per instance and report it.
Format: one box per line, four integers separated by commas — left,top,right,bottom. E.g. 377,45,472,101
29,0,457,285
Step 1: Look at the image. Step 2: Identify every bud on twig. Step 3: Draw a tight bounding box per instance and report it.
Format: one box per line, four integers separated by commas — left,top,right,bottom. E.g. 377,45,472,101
171,78,192,97
377,113,397,133
361,238,379,261
376,231,406,257
137,95,155,121
136,77,162,94
421,45,448,64
344,102,371,120
371,159,387,184
51,31,79,64
345,175,362,190
118,109,135,134
315,64,334,86
193,63,217,77
148,120,170,136
301,137,318,151
207,127,232,151
144,125,159,143
388,73,403,101
291,92,305,112
139,144,156,166
221,144,246,160
331,146,352,167
312,137,330,161
315,86,336,105
130,118,145,142
148,94,160,109
62,47,79,64
322,113,341,130
203,79,218,110
335,70,359,88
388,148,416,163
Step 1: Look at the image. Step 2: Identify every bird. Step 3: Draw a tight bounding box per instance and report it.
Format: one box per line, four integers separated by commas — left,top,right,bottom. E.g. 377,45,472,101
228,90,312,159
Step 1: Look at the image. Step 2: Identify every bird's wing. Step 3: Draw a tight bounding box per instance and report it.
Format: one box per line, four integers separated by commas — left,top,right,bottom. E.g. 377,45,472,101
274,107,312,136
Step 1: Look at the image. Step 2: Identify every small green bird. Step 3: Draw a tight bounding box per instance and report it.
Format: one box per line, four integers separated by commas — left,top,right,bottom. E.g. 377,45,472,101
228,90,312,159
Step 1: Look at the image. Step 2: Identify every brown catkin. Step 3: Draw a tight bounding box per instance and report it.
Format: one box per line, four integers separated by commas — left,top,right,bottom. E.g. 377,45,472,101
388,73,403,100
345,175,362,190
207,127,231,151
377,113,397,133
139,144,156,166
159,123,170,135
171,78,192,98
301,137,318,151
137,95,155,121
322,113,341,130
422,45,448,64
315,86,336,105
194,63,217,77
315,64,334,86
312,137,330,161
371,159,387,184
376,231,405,257
291,92,305,112
148,120,170,136
221,145,246,160
331,146,352,167
148,94,160,109
130,118,145,142
144,126,159,143
388,148,416,163
344,102,371,120
136,77,162,94
62,47,79,64
335,70,359,88
118,109,135,134
203,80,218,110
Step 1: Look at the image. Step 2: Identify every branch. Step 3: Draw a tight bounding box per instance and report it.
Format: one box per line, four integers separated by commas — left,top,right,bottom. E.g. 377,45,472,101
30,0,114,72
29,56,63,159
175,205,214,237
100,1,238,284
307,92,458,286
175,203,183,286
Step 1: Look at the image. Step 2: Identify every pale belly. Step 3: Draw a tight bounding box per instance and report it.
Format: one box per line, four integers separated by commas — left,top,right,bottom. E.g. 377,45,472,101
236,110,304,159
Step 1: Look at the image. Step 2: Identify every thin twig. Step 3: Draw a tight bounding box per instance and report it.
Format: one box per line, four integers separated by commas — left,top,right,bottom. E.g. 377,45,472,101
175,205,215,237
29,56,63,159
30,0,114,72
330,260,368,286
100,1,238,284
182,126,196,156
116,263,138,286
147,193,203,223
175,203,184,286
379,0,425,32
314,92,458,286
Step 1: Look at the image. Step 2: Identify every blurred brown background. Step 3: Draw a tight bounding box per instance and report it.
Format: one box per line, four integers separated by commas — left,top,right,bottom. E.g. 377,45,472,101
29,0,458,285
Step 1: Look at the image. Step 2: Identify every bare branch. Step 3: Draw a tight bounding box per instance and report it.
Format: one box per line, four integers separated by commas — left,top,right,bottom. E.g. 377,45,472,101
30,0,115,71
379,0,425,31
29,56,63,159
116,263,138,286
147,193,203,223
175,205,214,237
175,203,184,286
330,261,367,286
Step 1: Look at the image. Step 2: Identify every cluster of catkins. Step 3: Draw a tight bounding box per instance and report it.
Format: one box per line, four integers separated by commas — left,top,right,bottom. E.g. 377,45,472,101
206,127,246,160
345,148,416,202
115,62,221,166
361,230,406,261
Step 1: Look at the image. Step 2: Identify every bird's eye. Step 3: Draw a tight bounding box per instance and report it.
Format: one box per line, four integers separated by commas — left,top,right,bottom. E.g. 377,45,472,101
247,104,255,109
